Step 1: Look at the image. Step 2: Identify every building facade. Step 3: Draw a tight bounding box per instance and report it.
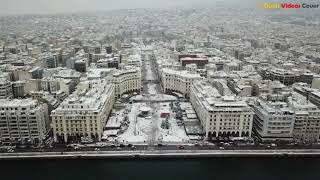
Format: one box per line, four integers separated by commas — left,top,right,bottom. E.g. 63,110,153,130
161,68,202,98
253,99,295,142
0,78,13,99
51,80,115,143
190,80,254,139
111,67,142,98
0,99,48,144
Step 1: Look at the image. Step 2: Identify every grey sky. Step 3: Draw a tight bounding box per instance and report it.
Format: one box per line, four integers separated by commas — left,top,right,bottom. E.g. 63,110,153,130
0,0,222,15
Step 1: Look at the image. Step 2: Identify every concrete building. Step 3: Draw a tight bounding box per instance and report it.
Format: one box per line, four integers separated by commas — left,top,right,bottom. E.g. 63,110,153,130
291,93,320,142
312,78,320,89
0,99,48,144
180,56,209,68
260,67,314,86
121,54,142,67
86,65,142,98
310,91,320,107
161,68,202,98
51,80,115,143
227,79,252,97
223,61,242,72
253,99,295,142
41,78,74,95
190,80,254,139
0,78,13,99
111,67,142,98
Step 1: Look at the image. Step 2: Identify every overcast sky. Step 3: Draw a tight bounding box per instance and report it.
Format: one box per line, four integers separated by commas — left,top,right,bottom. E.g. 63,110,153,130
0,0,226,15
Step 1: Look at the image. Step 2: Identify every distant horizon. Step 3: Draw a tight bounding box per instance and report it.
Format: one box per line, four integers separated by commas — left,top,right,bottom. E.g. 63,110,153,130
0,0,207,16
0,0,263,16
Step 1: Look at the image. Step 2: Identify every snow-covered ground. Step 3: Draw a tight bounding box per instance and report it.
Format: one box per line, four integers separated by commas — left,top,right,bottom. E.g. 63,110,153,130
130,94,177,101
116,102,189,144
145,61,157,81
117,103,148,143
115,49,189,144
147,83,157,95
159,115,190,143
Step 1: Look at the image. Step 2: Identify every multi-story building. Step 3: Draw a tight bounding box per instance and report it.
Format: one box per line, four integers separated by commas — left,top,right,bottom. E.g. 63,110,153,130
260,67,315,86
310,91,320,107
86,65,142,98
291,93,320,142
190,80,254,139
111,67,142,98
121,54,142,67
51,80,115,143
161,68,202,98
41,78,74,95
227,79,252,97
251,80,287,97
253,99,295,142
0,78,13,99
0,99,48,144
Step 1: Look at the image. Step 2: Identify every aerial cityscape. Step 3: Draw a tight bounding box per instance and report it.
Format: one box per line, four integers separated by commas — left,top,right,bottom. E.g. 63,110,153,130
0,1,320,160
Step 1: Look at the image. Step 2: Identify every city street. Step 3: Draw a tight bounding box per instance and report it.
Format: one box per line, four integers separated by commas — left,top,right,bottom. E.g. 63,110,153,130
141,48,161,147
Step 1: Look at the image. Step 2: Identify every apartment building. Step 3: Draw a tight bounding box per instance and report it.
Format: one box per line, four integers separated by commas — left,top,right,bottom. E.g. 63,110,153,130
291,93,320,142
253,99,295,142
0,78,13,99
0,99,48,144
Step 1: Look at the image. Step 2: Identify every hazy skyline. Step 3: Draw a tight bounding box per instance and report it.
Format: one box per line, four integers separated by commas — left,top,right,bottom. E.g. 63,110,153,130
0,0,222,15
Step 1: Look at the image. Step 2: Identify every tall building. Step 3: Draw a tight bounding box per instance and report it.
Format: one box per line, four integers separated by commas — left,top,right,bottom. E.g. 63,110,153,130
51,80,115,143
190,80,254,139
0,99,48,144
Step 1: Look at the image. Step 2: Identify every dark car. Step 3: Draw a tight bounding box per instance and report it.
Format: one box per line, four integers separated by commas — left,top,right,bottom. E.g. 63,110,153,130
119,144,125,148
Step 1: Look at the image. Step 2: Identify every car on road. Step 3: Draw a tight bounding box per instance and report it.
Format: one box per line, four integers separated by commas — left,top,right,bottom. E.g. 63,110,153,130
119,144,125,148
7,148,14,153
177,145,184,149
